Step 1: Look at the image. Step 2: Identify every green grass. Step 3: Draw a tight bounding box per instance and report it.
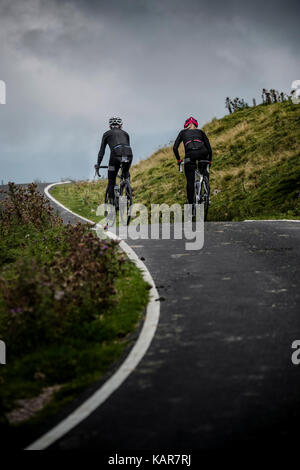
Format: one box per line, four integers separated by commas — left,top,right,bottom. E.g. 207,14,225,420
52,101,300,221
51,180,107,223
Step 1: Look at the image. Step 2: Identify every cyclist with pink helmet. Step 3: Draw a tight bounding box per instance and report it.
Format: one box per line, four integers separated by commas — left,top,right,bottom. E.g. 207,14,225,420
173,116,212,205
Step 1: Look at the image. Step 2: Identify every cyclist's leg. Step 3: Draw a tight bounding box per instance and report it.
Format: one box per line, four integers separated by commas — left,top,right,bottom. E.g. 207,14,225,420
197,161,210,218
197,161,205,175
198,162,210,184
184,160,196,204
107,156,120,202
121,156,133,181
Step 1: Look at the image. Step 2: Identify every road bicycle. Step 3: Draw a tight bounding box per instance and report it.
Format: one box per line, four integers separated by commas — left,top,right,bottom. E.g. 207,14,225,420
95,157,133,226
179,159,211,221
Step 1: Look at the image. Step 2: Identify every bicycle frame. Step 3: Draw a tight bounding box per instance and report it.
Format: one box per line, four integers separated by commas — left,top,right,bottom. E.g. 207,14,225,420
115,161,131,200
179,160,210,220
95,159,132,226
195,165,209,205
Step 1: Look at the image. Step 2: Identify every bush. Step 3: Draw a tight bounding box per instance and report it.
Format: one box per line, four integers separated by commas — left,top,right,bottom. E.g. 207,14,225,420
0,182,61,231
0,183,125,357
0,183,149,432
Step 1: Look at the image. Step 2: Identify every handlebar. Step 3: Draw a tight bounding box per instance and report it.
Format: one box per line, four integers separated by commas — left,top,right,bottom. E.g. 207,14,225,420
94,164,108,178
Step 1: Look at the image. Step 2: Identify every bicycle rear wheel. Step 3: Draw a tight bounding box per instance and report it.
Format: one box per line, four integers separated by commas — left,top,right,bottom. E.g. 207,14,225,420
104,188,117,226
202,177,210,221
120,180,133,225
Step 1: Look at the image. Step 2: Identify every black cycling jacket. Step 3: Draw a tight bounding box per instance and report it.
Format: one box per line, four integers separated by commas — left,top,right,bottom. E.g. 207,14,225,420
173,128,212,162
97,128,131,165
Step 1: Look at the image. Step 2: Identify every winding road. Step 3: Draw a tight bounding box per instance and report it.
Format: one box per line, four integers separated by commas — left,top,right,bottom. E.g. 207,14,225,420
2,183,300,449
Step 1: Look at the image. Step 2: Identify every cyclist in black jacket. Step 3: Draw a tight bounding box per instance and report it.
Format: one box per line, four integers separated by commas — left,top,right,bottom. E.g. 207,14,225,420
173,116,212,205
96,117,133,202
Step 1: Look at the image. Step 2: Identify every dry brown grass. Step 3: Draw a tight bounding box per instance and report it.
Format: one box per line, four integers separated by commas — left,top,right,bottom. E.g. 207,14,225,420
212,122,251,146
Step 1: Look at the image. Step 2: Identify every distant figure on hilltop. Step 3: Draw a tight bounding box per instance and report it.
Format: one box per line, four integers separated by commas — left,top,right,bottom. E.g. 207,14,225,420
173,116,212,206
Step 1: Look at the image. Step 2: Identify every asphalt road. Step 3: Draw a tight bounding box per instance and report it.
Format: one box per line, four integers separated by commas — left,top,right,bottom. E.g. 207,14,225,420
2,184,300,449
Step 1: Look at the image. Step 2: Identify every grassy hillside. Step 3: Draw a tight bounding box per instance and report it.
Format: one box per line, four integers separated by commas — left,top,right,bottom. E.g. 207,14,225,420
52,101,300,221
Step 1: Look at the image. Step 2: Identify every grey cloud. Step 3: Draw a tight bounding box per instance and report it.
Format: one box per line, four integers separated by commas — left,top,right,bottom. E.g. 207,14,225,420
0,0,299,183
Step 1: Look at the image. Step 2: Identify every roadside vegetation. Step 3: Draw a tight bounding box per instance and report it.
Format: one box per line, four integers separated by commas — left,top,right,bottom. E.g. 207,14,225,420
0,183,149,434
52,100,300,221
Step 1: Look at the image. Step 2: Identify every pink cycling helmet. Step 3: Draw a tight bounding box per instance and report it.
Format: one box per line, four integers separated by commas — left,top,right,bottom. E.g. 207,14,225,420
184,116,198,128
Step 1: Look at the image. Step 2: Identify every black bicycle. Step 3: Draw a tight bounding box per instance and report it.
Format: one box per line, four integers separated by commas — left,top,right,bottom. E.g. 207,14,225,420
94,158,133,226
179,159,210,221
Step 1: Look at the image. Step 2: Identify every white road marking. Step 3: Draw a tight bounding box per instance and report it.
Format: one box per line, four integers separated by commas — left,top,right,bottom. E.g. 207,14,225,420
244,219,300,223
25,182,160,450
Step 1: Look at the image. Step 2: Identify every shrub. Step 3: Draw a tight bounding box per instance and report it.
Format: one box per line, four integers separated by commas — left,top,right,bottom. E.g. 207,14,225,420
0,184,125,358
0,182,61,232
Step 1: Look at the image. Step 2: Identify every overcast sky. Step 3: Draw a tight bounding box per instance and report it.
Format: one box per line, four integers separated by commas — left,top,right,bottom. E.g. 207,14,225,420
0,0,299,183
